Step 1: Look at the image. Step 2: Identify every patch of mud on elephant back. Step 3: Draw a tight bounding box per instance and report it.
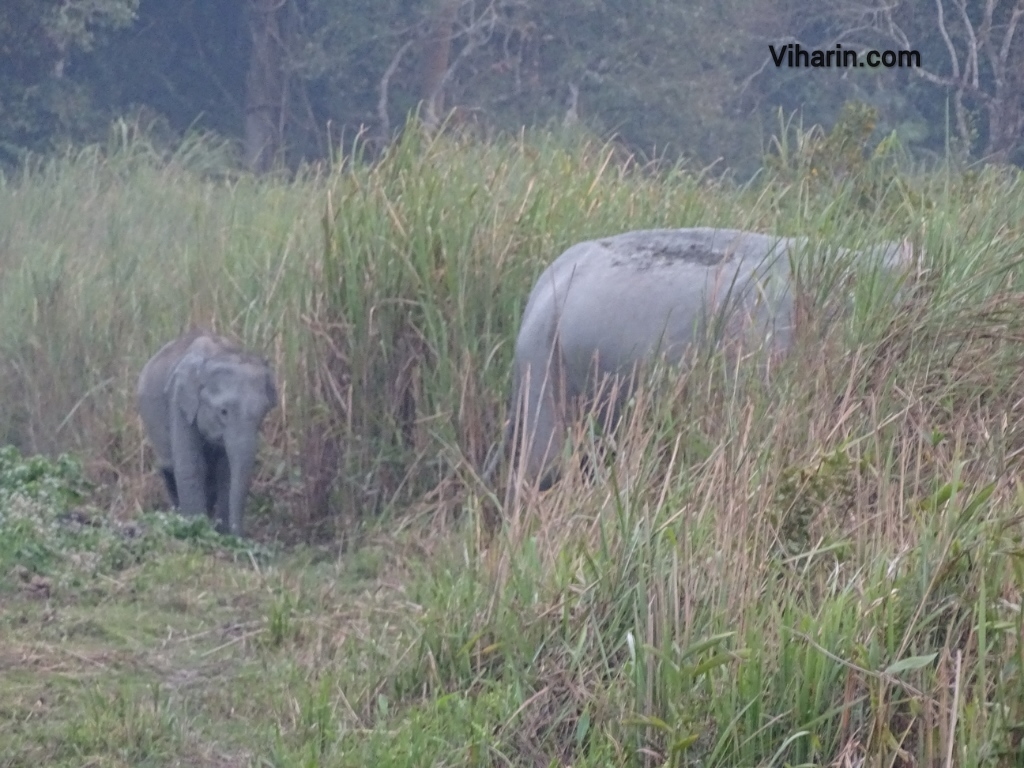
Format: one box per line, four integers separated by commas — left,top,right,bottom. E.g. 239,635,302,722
137,328,278,537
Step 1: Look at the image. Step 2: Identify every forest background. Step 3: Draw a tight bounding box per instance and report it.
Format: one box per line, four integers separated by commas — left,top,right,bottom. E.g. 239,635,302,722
4,0,1024,173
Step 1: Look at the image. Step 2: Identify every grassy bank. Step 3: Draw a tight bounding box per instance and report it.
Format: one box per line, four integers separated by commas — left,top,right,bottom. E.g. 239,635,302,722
2,127,1024,765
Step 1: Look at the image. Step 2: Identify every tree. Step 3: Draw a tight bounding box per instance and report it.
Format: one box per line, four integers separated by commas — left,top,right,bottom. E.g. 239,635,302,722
245,0,286,171
828,0,1024,163
0,0,137,162
883,0,1024,163
76,1,250,152
419,0,459,131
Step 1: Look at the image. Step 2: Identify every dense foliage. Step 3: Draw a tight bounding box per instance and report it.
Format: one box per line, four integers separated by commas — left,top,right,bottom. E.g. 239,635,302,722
2,0,1023,172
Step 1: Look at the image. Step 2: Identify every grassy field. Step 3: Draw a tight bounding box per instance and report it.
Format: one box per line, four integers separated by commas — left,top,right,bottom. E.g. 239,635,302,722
2,124,1024,766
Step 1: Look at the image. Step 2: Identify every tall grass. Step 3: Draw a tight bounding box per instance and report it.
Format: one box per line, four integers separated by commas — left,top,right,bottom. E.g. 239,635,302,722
2,123,1024,764
0,125,741,529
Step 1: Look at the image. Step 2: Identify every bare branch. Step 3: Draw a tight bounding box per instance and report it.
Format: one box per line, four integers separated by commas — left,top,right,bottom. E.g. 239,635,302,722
737,52,786,98
875,4,960,88
377,40,413,146
426,0,500,122
935,0,962,81
953,0,980,89
878,2,913,49
999,2,1024,70
980,0,1001,92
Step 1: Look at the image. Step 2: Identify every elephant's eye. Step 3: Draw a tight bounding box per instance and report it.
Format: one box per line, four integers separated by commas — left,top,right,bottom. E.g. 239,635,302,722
220,407,229,418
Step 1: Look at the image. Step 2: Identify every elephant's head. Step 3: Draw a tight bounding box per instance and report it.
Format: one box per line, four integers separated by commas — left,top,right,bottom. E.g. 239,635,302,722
167,340,278,534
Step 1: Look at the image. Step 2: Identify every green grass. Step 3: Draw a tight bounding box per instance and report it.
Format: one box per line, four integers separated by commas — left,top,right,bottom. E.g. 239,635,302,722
2,123,1024,765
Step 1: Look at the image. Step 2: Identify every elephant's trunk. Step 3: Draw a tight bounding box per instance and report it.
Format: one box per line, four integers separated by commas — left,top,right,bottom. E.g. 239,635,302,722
226,428,259,537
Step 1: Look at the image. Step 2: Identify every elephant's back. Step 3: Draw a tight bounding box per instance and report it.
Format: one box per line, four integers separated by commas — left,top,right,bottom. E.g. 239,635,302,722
531,228,795,297
590,227,792,270
520,228,798,375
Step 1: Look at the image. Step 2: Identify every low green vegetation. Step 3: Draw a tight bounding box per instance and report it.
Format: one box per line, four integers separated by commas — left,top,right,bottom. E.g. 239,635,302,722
2,124,1024,766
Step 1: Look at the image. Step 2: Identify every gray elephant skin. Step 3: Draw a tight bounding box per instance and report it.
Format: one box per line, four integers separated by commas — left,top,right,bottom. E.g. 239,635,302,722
503,227,912,489
137,329,278,536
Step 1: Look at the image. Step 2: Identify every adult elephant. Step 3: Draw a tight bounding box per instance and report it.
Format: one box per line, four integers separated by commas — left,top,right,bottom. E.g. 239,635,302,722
499,227,913,489
137,329,278,536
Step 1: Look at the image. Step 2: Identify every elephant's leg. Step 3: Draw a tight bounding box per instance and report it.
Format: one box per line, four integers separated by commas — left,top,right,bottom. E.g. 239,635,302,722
169,413,212,517
511,348,567,490
160,467,179,508
202,443,223,520
212,450,232,533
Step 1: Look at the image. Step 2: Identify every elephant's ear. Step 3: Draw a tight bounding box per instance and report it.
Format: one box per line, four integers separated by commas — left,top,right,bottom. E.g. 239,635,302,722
167,350,207,424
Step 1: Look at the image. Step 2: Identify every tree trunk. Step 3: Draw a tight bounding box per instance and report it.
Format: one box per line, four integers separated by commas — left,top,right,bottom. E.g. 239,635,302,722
420,0,459,131
983,85,1024,164
244,0,284,173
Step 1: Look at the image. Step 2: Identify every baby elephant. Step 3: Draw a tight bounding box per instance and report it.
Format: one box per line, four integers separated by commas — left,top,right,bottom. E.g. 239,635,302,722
137,329,278,536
